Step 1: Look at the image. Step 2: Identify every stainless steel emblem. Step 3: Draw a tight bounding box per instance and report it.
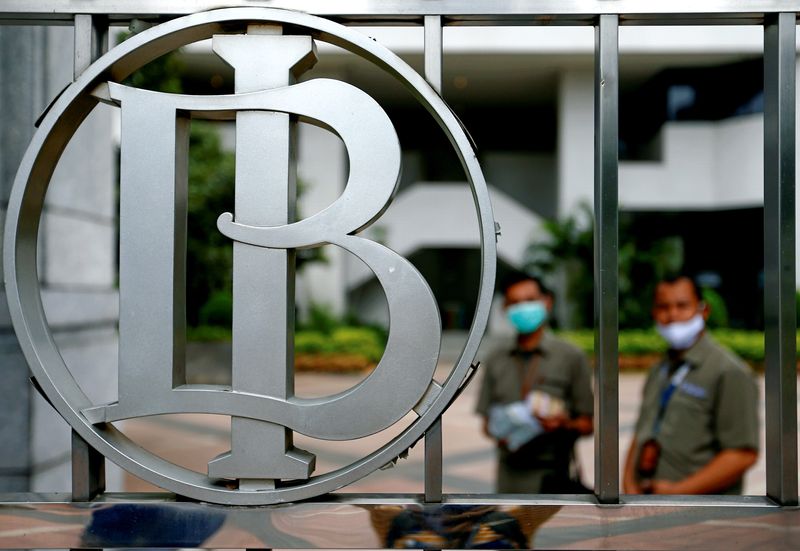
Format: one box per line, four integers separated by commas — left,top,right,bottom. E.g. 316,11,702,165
4,8,496,504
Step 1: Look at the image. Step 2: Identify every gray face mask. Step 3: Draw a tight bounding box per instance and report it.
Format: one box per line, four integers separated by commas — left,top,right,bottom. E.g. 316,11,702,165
656,313,705,350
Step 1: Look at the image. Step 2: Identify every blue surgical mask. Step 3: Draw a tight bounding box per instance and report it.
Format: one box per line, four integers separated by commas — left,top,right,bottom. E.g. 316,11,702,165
506,300,548,334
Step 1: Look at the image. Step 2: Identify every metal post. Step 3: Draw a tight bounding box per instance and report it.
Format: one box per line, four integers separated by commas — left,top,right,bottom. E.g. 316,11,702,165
763,11,798,507
423,14,444,504
73,14,108,80
71,430,105,501
593,13,619,504
424,15,443,93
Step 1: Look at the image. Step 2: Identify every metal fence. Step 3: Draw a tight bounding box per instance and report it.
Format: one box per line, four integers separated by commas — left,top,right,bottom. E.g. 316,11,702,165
0,2,798,549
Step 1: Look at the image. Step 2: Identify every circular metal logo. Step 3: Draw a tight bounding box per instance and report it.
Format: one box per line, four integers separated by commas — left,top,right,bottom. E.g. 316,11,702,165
4,7,496,504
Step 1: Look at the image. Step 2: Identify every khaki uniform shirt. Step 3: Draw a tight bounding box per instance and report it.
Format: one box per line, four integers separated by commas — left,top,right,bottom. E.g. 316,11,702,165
476,332,594,493
633,333,759,494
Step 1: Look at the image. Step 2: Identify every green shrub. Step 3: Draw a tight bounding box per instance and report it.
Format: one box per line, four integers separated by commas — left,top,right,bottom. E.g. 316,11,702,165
295,331,336,355
559,329,666,356
619,330,667,356
558,328,800,364
796,290,800,328
712,329,764,363
557,330,594,355
330,327,384,362
187,325,232,342
198,290,233,328
301,303,341,335
701,287,729,329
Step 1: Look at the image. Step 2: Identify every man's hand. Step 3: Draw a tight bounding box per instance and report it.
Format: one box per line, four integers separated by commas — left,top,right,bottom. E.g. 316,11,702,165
536,412,569,432
649,479,679,494
645,449,757,494
536,413,594,435
653,448,758,494
623,436,642,494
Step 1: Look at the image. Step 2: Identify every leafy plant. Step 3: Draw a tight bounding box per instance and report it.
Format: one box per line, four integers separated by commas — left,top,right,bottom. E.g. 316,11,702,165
330,327,385,362
524,203,595,328
300,303,341,335
525,202,684,329
295,331,334,354
198,290,233,328
701,287,729,329
121,32,324,327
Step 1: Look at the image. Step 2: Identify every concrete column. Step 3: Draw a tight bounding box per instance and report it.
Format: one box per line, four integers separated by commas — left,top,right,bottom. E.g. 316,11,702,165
557,67,595,217
0,25,47,492
296,123,347,318
554,67,595,328
0,25,121,492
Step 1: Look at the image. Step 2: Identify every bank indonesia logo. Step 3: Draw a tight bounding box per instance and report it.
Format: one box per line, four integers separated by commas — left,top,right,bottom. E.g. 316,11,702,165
5,8,495,504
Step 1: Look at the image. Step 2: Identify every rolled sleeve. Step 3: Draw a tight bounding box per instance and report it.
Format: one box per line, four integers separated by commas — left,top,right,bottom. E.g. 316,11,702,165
475,368,493,416
714,367,759,451
570,353,594,417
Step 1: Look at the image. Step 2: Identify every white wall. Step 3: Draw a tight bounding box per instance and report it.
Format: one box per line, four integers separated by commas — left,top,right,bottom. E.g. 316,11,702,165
557,68,595,217
618,114,763,210
0,26,123,493
345,182,543,289
296,123,347,317
333,26,769,56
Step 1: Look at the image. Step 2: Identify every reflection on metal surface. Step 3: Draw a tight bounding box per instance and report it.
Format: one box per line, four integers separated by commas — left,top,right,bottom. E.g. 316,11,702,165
3,7,496,505
0,494,798,550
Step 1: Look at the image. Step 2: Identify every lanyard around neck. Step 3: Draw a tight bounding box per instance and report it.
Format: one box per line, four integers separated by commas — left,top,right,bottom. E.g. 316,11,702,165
515,353,541,399
653,363,691,436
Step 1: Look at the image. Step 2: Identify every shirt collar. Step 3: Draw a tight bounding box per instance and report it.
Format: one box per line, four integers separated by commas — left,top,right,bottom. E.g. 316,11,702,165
511,329,553,357
680,332,714,367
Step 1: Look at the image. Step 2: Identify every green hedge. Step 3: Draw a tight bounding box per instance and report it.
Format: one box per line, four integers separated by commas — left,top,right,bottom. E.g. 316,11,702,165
188,326,800,366
558,329,800,364
189,325,385,361
294,327,384,361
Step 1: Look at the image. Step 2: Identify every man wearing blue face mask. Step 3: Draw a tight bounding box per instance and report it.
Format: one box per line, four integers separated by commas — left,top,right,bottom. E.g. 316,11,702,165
623,275,759,495
476,272,594,493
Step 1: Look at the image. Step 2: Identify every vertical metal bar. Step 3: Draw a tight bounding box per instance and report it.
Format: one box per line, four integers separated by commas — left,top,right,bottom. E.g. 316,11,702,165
73,14,92,79
423,14,444,504
593,14,619,504
763,12,798,507
73,14,108,80
424,15,443,93
71,430,105,502
424,417,443,502
207,28,316,484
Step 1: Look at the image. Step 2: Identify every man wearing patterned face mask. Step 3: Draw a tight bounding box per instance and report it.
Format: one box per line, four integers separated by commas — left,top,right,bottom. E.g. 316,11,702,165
623,275,759,495
476,271,594,493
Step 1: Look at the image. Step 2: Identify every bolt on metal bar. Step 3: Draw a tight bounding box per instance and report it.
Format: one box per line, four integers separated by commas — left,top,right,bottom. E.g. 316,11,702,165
423,14,444,504
593,13,620,504
763,11,798,507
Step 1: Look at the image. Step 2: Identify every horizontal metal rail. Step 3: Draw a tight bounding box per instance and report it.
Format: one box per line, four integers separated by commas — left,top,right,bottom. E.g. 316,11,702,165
0,493,798,550
1,1,799,25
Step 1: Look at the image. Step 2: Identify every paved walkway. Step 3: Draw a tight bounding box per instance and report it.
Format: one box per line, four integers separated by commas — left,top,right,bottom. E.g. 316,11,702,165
122,364,790,496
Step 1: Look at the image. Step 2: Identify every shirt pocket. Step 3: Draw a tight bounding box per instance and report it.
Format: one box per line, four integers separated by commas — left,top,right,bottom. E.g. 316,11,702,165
660,389,713,449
